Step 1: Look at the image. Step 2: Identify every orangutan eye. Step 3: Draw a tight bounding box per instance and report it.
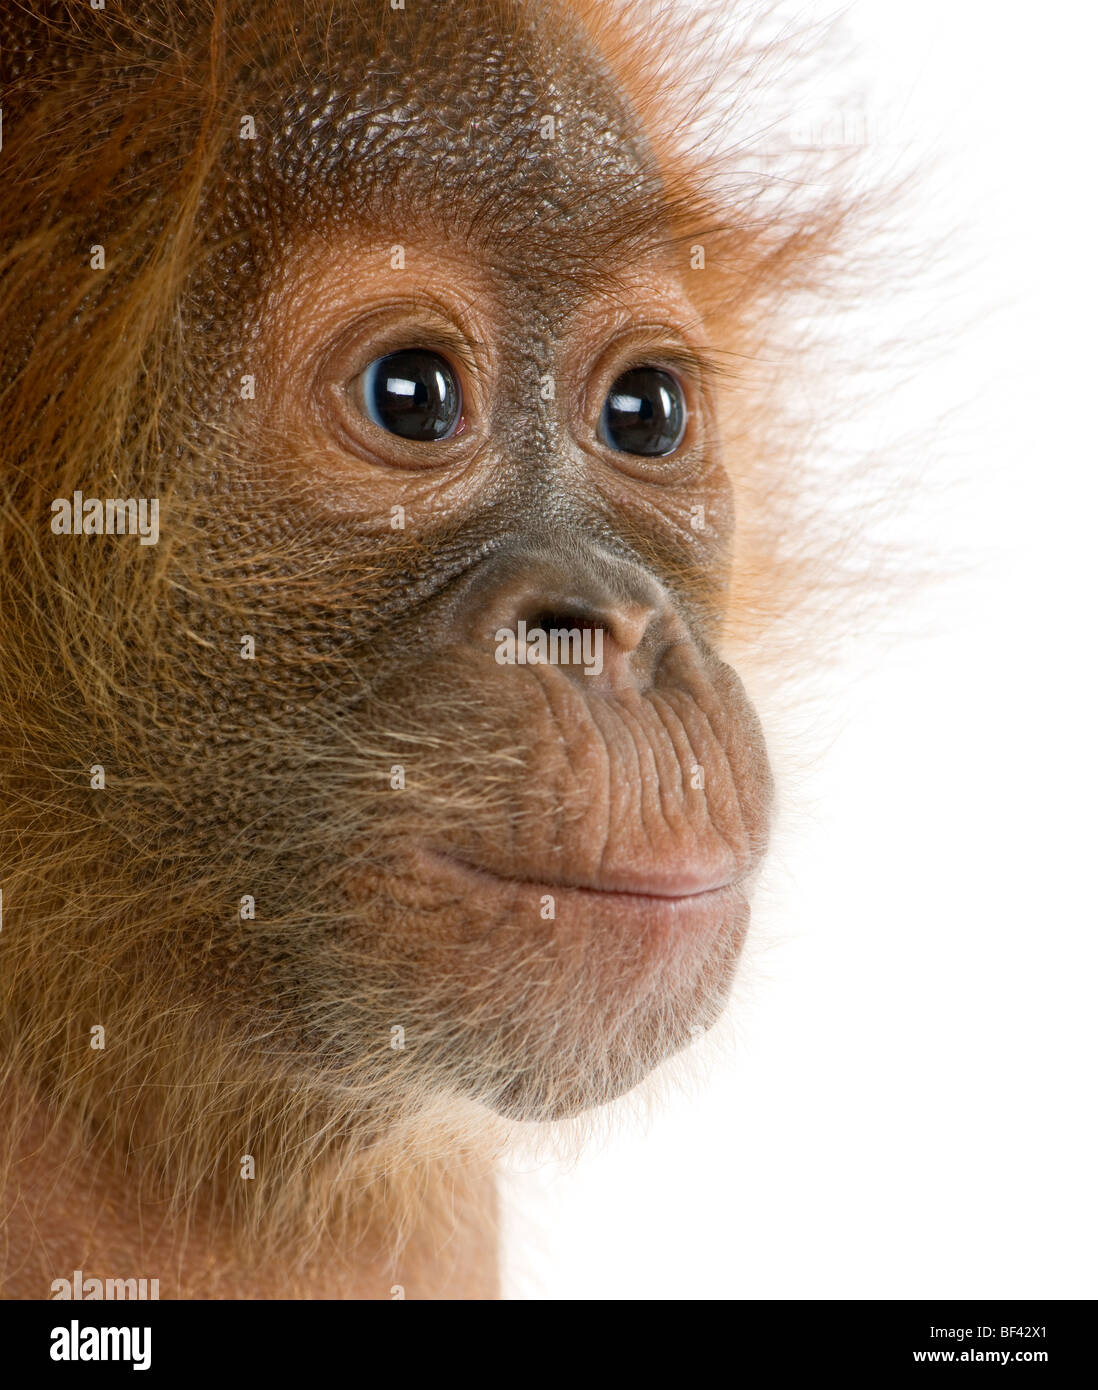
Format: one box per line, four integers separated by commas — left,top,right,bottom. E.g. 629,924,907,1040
599,366,687,456
354,349,463,441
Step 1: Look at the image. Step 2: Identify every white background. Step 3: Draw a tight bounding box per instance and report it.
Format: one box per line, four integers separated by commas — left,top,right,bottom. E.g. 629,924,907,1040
502,0,1098,1298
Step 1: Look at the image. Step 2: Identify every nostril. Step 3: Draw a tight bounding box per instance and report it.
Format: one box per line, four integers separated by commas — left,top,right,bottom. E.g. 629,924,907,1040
518,597,658,659
463,543,670,673
524,607,603,637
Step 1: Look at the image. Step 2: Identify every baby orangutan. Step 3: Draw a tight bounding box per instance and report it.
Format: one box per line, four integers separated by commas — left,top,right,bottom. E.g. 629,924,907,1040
0,0,850,1298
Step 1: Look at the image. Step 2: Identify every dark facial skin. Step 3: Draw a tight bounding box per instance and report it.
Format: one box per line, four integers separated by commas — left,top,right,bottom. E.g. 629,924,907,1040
0,0,772,1166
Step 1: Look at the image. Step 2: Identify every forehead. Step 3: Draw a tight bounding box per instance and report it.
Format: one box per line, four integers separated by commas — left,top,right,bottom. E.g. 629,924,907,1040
234,0,669,280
